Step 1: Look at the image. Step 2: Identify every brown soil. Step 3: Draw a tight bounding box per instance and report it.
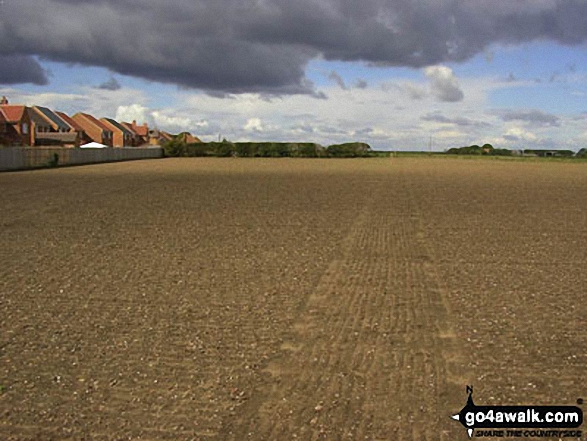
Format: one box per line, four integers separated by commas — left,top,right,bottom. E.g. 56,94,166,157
1,158,585,440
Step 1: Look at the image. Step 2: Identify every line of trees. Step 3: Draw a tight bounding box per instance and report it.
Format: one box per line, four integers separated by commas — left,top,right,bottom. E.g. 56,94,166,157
163,139,382,158
164,137,587,158
446,144,513,156
447,144,581,157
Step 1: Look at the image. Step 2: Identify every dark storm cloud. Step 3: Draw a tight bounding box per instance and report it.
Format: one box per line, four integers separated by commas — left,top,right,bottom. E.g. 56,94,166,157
0,55,48,85
3,0,587,94
501,109,561,127
96,77,121,91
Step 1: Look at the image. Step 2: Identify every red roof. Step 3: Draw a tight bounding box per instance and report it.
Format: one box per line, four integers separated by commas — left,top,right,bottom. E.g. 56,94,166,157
128,120,149,137
0,105,27,123
75,113,112,132
177,132,201,143
160,131,174,141
55,111,84,131
121,122,137,135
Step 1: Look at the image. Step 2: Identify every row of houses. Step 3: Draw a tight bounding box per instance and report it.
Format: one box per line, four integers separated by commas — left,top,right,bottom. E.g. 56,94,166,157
0,96,201,148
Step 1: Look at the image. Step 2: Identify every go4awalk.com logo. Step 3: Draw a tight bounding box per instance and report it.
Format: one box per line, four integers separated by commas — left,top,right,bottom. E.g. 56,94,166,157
451,386,583,439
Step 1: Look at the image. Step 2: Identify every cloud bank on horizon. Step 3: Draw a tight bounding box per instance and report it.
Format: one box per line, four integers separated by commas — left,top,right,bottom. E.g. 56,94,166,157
2,0,587,94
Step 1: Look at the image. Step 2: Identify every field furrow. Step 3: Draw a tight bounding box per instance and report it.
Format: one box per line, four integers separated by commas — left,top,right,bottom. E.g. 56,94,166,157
1,158,585,440
226,176,464,440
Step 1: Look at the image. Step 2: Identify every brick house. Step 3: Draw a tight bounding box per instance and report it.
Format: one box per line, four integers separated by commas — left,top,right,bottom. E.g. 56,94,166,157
72,113,114,147
120,123,142,146
125,120,149,145
159,130,174,143
0,99,34,146
55,111,91,145
100,118,133,147
29,106,59,135
148,128,175,145
175,132,202,144
0,110,7,145
29,106,83,147
30,106,71,133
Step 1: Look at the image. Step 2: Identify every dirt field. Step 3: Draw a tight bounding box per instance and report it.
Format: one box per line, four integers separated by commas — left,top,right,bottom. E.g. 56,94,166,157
1,158,585,440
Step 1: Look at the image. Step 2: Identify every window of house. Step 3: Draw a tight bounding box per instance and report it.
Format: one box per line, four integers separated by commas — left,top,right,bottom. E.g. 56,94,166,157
22,123,29,134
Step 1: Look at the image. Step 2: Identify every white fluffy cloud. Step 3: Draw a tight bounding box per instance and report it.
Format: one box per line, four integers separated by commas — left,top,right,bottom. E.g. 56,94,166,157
116,104,155,126
115,104,210,133
244,118,264,132
4,67,586,151
424,66,464,102
503,127,538,142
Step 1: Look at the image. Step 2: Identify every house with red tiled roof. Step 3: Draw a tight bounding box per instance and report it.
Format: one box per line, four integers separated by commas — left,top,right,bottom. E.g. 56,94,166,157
160,131,174,142
30,106,71,133
100,118,133,147
120,122,143,146
122,120,150,145
55,111,82,132
55,111,91,145
0,110,8,145
120,123,136,145
0,97,34,146
72,113,113,147
29,106,82,147
130,120,149,138
56,111,91,142
28,108,52,135
148,128,175,146
175,132,202,144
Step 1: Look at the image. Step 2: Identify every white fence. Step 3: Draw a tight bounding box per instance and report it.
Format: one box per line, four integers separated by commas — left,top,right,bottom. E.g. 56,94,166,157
0,147,163,171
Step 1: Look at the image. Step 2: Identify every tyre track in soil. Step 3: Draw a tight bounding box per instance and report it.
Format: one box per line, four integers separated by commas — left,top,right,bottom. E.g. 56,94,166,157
226,167,467,441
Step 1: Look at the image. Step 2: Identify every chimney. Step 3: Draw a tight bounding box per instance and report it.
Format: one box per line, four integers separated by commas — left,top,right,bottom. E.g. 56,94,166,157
0,96,8,105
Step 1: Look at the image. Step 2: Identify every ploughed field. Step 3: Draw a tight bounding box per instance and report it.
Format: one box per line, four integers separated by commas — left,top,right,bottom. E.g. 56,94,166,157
1,158,585,440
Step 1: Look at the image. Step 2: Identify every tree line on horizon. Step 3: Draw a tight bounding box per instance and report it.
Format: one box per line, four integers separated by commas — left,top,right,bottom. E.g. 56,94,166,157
163,136,587,159
446,144,586,157
162,139,389,158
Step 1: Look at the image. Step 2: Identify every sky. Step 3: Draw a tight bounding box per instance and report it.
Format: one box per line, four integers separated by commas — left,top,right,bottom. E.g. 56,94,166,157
2,0,587,151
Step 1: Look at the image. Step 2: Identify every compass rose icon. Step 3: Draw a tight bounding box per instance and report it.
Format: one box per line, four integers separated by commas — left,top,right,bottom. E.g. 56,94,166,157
451,385,476,438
